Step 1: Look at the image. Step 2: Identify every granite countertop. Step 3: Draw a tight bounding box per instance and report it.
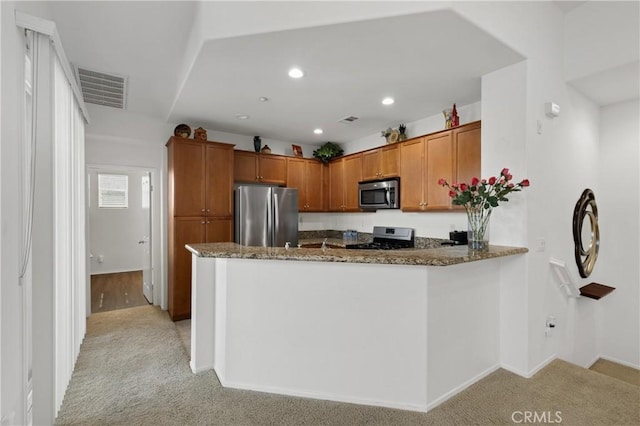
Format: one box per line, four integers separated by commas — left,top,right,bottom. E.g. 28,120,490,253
185,238,528,267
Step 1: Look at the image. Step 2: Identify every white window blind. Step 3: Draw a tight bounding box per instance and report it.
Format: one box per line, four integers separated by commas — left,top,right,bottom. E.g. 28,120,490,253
98,174,128,208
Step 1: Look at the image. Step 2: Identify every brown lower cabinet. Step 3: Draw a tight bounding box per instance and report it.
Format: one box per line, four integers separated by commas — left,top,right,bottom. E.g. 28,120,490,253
167,137,234,320
168,217,232,320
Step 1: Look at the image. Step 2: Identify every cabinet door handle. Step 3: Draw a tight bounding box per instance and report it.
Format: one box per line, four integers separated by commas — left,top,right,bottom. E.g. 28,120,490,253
201,221,206,224
201,208,205,212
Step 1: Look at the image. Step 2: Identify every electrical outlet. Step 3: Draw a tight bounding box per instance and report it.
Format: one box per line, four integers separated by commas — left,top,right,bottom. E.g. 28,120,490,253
545,316,556,337
535,237,546,252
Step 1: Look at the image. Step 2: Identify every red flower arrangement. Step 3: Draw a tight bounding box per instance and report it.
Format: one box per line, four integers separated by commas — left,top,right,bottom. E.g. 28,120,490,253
439,168,530,251
438,168,530,210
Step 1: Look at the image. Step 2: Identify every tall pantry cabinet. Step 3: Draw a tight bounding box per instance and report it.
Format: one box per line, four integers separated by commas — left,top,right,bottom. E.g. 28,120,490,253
167,137,234,320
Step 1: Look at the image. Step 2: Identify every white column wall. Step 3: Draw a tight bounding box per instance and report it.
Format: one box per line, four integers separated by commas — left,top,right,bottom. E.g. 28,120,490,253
593,100,640,368
481,60,530,374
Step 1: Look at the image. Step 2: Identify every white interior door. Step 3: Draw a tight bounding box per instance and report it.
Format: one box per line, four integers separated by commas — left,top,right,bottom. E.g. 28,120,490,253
141,172,152,303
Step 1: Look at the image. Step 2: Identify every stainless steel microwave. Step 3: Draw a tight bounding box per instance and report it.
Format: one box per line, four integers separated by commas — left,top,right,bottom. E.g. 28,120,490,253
358,178,400,210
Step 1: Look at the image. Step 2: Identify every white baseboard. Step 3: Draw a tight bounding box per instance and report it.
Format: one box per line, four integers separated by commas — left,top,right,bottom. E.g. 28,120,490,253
218,378,429,413
585,354,602,369
501,354,556,378
597,354,640,370
190,360,214,374
90,268,142,276
426,364,501,411
499,363,530,378
527,354,557,377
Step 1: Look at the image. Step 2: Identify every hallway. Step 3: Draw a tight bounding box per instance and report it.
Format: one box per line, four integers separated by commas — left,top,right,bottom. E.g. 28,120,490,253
91,271,149,313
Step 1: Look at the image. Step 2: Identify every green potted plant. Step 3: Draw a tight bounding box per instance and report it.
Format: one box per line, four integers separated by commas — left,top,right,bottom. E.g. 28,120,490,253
312,142,344,163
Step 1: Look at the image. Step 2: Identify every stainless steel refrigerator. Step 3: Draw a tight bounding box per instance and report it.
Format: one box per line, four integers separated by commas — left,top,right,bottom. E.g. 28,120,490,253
234,185,299,247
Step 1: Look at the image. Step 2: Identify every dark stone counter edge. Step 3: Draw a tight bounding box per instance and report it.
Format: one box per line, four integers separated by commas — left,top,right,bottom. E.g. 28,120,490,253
185,242,528,267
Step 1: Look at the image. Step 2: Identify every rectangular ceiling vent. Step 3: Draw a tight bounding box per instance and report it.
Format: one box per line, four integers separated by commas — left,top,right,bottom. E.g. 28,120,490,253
74,66,127,109
339,115,359,124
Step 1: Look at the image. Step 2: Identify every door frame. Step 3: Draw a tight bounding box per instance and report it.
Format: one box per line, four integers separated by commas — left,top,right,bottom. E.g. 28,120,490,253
86,163,164,314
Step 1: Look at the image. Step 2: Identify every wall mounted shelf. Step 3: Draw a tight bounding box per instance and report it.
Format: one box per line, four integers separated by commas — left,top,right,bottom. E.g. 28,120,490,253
579,282,616,300
549,258,616,300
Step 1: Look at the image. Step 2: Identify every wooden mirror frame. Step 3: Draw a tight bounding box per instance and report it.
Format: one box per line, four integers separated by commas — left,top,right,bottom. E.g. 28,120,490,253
572,189,600,278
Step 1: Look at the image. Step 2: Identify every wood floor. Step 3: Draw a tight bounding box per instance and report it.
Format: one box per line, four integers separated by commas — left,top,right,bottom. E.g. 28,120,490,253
91,271,149,314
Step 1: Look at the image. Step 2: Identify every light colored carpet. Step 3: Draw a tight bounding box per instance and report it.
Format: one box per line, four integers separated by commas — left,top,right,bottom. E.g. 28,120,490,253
55,306,640,425
174,319,191,355
590,358,640,387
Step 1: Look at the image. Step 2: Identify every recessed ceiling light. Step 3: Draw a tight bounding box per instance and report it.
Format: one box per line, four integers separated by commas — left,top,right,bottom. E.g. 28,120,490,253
258,97,269,102
313,128,323,135
382,97,395,106
288,68,304,78
235,114,250,120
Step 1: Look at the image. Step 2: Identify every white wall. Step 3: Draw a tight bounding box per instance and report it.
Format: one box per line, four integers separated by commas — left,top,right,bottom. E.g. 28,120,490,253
564,1,639,82
593,100,640,368
481,61,529,375
344,101,481,155
88,168,150,275
203,128,321,158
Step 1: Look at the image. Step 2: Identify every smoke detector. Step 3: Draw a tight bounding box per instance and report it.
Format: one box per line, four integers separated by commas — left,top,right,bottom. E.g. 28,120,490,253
74,66,127,109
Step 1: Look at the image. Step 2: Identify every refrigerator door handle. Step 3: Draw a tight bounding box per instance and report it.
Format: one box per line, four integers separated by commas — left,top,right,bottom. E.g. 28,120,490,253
272,192,279,246
267,191,274,246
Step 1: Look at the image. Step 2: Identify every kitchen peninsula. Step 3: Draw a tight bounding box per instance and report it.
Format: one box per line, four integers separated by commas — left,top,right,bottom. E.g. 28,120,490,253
185,241,527,412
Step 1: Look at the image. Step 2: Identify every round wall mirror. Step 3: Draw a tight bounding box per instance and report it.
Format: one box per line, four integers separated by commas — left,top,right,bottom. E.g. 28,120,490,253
572,189,600,278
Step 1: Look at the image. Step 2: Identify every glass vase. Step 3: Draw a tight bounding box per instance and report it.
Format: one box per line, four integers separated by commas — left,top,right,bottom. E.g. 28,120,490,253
466,206,492,252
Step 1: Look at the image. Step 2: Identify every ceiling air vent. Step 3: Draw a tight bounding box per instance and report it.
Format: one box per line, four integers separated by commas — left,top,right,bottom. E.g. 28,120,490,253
339,116,359,124
74,66,127,109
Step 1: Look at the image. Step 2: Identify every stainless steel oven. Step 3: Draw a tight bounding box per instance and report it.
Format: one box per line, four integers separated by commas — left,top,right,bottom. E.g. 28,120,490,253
358,178,400,210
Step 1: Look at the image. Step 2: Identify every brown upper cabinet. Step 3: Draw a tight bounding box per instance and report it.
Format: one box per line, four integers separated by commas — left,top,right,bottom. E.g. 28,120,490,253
234,151,287,185
453,121,481,190
329,153,362,212
286,157,326,212
400,121,481,211
361,144,400,181
167,137,234,321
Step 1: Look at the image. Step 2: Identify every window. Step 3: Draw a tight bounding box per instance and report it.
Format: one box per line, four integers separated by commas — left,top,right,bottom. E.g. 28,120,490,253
98,173,128,208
